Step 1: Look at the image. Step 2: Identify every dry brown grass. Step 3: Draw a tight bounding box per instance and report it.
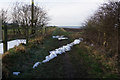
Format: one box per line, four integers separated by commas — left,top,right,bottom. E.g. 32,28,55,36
69,33,81,39
29,36,44,44
91,47,119,74
79,42,119,76
2,52,11,60
60,28,66,32
2,65,10,78
46,27,56,36
14,45,26,53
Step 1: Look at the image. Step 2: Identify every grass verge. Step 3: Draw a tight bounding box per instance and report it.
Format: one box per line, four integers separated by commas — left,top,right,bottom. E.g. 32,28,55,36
2,27,119,78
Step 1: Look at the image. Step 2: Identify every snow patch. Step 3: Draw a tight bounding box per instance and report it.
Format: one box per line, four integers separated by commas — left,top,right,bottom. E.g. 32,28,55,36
13,72,20,76
33,62,41,69
52,35,68,40
0,39,26,54
73,39,81,45
33,38,83,69
58,37,68,40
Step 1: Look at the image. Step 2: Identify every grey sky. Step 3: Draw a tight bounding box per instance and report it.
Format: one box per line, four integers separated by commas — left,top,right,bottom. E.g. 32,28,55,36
0,0,107,26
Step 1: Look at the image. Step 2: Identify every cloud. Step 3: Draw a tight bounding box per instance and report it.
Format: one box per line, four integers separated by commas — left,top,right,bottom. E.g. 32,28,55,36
0,0,105,26
47,2,102,26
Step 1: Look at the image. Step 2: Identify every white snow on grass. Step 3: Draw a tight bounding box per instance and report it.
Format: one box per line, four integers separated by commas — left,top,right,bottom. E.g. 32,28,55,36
13,72,20,76
33,38,83,69
52,35,68,40
32,62,41,68
0,39,26,54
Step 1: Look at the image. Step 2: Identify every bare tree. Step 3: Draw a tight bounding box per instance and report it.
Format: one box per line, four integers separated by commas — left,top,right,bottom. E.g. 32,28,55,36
12,3,49,35
0,9,8,24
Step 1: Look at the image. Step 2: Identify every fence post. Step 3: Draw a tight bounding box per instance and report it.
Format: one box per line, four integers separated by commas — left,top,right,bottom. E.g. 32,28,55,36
31,0,35,35
26,26,28,45
3,23,7,53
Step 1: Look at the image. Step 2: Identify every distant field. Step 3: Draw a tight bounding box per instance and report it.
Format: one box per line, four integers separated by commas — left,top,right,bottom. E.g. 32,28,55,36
58,26,81,29
63,28,83,32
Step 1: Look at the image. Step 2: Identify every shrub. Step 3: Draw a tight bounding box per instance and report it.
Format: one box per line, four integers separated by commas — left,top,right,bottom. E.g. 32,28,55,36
82,1,119,73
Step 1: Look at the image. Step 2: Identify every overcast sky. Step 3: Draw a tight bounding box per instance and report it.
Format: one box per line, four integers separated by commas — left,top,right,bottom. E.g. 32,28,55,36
0,0,108,26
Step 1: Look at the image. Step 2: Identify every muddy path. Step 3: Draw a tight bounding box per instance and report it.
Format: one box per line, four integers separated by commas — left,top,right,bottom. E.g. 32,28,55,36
61,48,88,78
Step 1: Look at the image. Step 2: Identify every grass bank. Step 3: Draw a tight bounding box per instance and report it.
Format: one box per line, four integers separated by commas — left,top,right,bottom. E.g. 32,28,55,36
2,27,119,78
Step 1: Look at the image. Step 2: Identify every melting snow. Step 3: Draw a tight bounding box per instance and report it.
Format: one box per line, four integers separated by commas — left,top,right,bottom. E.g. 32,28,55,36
33,38,83,69
52,35,68,40
0,39,26,54
13,72,20,76
33,62,41,68
73,39,81,45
